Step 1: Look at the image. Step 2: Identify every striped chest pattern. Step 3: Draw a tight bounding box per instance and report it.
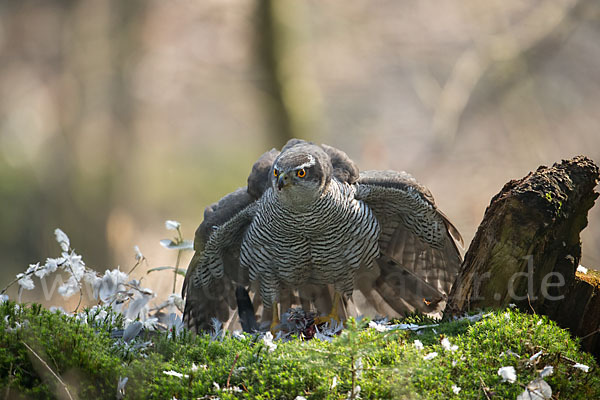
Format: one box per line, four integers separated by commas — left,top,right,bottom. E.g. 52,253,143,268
239,180,381,287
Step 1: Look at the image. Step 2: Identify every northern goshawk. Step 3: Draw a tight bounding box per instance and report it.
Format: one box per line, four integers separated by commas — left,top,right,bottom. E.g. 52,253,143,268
183,139,463,332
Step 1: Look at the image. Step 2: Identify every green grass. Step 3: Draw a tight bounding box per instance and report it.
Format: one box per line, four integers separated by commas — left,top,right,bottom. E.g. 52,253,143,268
1,302,598,399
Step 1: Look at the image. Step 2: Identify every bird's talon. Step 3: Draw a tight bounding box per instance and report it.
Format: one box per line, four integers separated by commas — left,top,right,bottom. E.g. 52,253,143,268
270,322,280,335
314,314,341,326
269,302,281,335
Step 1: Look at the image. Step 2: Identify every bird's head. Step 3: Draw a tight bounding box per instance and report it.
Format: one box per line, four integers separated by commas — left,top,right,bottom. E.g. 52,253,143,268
271,143,332,206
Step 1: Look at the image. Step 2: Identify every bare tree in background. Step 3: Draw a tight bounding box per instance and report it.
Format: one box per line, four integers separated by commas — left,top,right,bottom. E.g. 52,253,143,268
431,0,597,147
0,1,145,281
254,0,323,148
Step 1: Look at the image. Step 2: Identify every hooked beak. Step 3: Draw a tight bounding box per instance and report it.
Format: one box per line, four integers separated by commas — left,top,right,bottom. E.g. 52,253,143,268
277,172,291,191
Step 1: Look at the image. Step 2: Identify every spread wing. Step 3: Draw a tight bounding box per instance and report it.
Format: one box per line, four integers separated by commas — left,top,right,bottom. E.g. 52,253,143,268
182,149,279,333
353,170,463,318
182,190,257,332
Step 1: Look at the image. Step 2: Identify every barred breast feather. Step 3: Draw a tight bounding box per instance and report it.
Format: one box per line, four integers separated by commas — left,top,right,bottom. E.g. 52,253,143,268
240,178,380,308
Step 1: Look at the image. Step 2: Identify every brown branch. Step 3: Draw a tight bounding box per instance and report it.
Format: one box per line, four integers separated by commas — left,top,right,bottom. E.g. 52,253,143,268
22,341,75,400
226,353,240,389
580,329,600,341
479,376,492,400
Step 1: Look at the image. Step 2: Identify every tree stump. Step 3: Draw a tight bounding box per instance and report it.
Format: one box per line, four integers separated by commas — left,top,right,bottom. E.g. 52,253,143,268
445,156,600,355
547,269,600,358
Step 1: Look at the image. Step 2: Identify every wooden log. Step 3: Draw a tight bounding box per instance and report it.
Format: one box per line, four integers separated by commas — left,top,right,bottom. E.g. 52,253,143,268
445,156,599,334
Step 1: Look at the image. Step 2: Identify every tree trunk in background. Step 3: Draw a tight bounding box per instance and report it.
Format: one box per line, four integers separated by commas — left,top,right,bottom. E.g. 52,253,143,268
104,0,146,263
46,0,145,271
445,156,600,356
0,1,144,282
254,0,322,148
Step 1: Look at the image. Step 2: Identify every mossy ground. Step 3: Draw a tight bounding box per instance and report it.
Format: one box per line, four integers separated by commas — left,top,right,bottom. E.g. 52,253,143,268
1,302,598,399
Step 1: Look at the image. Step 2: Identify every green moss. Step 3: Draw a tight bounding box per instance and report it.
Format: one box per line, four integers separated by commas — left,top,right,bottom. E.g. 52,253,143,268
1,303,598,399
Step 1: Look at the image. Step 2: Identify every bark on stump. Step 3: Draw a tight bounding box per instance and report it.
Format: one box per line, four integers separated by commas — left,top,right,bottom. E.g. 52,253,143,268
445,156,600,355
549,270,600,358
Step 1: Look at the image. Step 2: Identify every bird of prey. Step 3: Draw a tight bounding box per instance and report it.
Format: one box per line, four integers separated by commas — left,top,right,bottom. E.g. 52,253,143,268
183,139,463,332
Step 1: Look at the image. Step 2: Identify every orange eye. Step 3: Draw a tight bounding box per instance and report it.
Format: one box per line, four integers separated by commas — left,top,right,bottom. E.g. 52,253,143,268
273,169,279,177
297,169,306,178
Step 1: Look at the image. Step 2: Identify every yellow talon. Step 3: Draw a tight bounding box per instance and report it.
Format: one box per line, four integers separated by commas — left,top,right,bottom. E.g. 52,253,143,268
270,301,280,334
314,314,341,326
315,292,342,326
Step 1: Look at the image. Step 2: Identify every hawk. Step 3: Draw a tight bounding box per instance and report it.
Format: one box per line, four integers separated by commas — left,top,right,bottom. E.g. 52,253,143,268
183,139,463,332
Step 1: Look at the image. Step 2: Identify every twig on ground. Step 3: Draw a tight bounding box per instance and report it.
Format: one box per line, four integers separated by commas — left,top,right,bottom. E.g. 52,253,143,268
527,294,537,314
580,329,600,341
22,341,75,400
226,353,240,389
479,376,492,400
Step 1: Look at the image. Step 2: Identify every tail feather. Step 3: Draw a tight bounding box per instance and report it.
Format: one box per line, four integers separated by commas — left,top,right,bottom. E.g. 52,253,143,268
235,286,258,332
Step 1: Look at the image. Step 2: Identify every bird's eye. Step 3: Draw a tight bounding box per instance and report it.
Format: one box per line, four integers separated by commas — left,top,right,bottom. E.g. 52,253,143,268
273,169,279,177
297,168,306,178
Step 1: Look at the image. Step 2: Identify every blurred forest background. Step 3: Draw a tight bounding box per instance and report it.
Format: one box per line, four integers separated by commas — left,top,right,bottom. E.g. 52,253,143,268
1,0,599,302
